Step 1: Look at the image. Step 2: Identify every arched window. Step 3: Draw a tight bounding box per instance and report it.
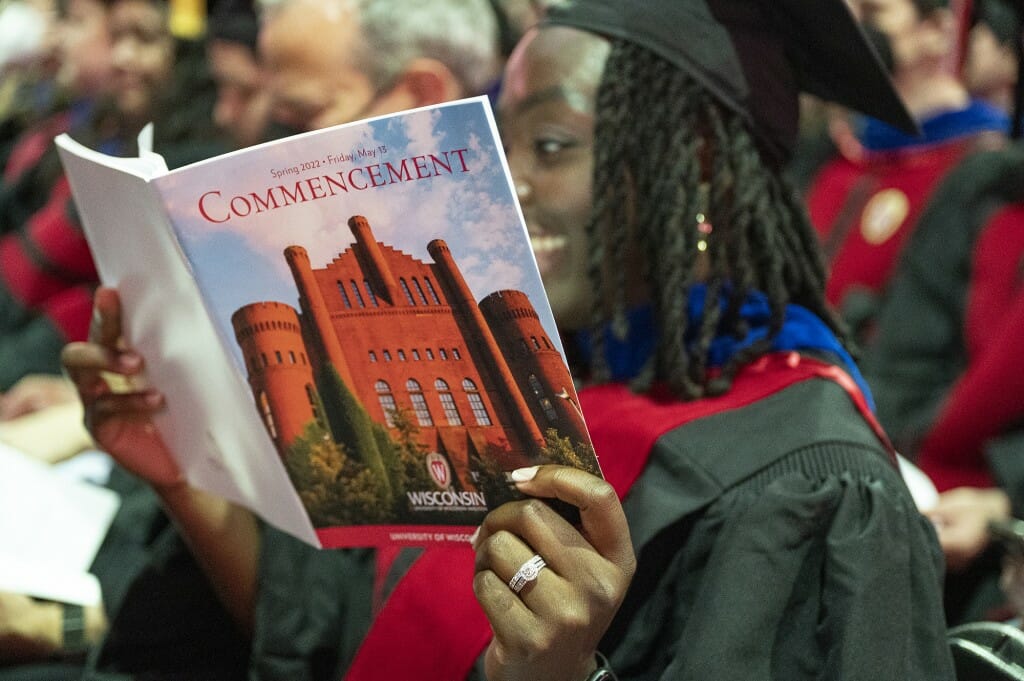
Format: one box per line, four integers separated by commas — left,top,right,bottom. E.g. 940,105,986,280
289,351,296,364
412,349,421,361
350,280,365,308
397,349,407,361
425,348,434,360
259,391,277,438
435,379,462,425
336,281,352,308
383,350,392,362
539,397,558,423
529,374,558,422
439,348,448,360
423,276,442,304
406,379,433,426
275,350,283,364
375,380,397,427
451,348,461,360
369,350,378,363
412,278,429,305
462,379,491,425
363,279,379,307
305,384,323,426
531,336,541,349
399,278,417,305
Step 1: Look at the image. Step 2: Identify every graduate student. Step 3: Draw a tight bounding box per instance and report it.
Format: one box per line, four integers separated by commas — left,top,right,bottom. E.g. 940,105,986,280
62,0,955,679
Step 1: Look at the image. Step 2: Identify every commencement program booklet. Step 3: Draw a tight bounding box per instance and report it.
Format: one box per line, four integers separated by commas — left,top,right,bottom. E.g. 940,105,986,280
56,97,599,548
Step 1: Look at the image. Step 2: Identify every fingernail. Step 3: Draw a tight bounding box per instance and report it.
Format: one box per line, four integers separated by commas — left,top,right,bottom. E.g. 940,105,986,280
510,466,539,483
469,526,481,549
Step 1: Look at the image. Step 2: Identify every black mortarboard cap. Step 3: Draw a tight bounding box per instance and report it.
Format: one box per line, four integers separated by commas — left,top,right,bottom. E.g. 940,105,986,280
208,0,259,50
544,0,919,164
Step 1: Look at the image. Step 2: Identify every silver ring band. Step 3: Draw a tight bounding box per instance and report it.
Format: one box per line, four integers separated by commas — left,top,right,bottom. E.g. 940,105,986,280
508,554,546,593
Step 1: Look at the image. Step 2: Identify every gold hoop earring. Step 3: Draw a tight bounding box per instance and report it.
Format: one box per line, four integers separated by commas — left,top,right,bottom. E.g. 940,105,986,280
695,182,712,252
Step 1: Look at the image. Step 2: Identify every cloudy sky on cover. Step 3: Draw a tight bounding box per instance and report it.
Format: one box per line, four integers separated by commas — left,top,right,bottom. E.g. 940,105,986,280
152,98,560,370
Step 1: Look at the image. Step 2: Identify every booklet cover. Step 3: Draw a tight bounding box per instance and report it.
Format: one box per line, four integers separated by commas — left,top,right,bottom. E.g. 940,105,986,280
56,97,598,547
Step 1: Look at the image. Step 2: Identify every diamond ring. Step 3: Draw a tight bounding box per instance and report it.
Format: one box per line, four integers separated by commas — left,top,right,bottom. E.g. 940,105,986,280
508,554,547,594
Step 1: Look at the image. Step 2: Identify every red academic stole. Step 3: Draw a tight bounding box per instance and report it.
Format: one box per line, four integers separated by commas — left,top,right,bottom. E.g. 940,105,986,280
343,353,893,681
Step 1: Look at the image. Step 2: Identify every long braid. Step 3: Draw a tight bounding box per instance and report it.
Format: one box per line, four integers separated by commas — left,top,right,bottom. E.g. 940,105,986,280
586,41,635,382
586,39,848,399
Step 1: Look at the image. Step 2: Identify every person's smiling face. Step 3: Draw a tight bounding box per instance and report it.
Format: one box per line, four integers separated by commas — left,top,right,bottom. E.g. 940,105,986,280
498,26,609,331
108,0,173,123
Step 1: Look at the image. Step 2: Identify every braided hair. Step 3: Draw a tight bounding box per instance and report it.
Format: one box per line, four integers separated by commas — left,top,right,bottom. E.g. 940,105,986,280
585,38,848,400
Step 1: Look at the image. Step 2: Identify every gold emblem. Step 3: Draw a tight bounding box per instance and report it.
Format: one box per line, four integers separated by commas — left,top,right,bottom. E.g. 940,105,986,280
860,189,910,245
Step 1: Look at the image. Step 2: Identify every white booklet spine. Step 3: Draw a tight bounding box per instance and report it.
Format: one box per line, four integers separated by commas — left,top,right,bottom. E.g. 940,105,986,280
56,134,318,546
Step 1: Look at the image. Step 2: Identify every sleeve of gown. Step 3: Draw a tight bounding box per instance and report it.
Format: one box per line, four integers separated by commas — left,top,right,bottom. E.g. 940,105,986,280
656,469,954,680
862,197,970,458
250,526,375,681
918,291,1024,492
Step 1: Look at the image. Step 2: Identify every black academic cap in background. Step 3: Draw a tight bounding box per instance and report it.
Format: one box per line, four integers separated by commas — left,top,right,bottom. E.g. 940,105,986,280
967,0,1024,137
972,0,1024,46
208,0,259,50
544,0,918,165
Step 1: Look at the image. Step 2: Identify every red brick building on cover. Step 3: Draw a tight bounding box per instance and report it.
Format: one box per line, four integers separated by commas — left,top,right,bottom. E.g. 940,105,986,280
231,215,587,492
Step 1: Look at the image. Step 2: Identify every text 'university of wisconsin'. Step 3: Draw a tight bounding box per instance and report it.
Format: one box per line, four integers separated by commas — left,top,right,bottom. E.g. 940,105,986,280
197,148,472,224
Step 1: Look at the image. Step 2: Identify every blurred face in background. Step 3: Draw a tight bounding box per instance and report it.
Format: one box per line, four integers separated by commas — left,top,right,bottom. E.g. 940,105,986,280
855,0,952,75
55,0,112,96
108,0,173,122
963,21,1018,107
208,38,271,147
258,0,382,132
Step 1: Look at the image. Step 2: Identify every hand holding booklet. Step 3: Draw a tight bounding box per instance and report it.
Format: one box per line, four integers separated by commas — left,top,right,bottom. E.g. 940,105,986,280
56,97,600,548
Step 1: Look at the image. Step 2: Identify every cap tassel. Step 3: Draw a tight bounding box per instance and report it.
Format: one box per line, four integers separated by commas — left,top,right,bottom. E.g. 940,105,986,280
170,0,206,40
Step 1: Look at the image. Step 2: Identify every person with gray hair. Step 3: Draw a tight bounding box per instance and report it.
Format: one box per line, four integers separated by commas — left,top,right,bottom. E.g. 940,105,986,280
258,0,501,134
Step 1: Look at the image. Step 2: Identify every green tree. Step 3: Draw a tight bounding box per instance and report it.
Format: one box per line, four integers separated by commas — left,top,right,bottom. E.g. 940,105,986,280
537,427,600,476
284,421,391,526
315,363,393,499
469,444,521,511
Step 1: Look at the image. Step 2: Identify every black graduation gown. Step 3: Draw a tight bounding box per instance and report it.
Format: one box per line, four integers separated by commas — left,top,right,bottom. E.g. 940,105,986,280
251,370,954,680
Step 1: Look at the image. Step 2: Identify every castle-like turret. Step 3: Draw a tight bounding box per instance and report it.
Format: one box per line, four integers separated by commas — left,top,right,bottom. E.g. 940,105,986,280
428,239,545,449
348,215,401,305
231,301,319,451
480,291,589,445
285,245,356,388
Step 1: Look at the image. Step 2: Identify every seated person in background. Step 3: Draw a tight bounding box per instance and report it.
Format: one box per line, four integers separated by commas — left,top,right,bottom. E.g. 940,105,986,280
257,0,500,136
805,0,1009,350
62,0,955,679
0,0,220,393
963,0,1022,122
0,0,58,166
206,0,270,149
1,1,247,680
0,0,111,228
860,10,1024,611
